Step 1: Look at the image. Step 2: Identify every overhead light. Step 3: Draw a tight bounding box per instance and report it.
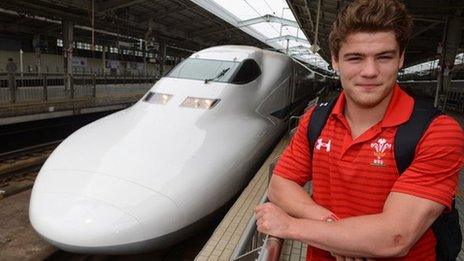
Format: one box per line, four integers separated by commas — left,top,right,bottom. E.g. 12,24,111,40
180,97,220,110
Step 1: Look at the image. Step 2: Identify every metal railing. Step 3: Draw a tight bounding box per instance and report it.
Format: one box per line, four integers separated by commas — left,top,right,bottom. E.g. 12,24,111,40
231,158,284,261
0,72,157,104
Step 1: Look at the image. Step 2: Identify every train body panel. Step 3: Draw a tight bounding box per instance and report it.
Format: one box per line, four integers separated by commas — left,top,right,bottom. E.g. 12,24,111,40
29,45,325,253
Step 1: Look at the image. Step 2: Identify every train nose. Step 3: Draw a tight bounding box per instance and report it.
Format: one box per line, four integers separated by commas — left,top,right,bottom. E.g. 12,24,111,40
29,169,182,253
29,193,145,250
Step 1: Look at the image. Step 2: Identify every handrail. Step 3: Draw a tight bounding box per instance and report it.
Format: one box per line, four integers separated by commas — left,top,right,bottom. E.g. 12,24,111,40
257,236,284,261
230,192,285,261
230,192,268,260
231,157,284,261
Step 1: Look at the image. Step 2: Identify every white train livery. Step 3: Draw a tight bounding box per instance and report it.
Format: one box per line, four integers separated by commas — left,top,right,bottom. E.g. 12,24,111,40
29,45,325,253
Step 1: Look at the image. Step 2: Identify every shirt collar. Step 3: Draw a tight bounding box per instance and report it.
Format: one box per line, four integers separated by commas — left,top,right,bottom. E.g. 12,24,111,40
330,83,414,127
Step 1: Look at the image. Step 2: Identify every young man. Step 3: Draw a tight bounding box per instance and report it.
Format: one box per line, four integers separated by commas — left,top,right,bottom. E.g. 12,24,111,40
255,0,463,260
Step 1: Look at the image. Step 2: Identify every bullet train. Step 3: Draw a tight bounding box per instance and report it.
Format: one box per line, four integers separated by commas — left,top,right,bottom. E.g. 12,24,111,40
29,45,325,254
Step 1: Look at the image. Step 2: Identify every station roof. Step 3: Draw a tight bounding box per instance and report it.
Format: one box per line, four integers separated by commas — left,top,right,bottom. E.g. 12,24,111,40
287,0,464,67
0,0,270,56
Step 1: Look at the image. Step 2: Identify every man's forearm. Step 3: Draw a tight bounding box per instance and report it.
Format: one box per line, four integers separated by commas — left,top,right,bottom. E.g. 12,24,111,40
268,175,333,220
260,184,444,259
286,214,409,258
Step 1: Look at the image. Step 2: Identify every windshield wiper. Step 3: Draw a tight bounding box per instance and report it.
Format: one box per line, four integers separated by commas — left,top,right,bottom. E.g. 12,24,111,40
204,68,230,84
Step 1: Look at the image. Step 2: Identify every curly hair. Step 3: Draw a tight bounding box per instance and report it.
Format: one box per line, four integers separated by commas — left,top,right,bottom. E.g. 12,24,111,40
329,0,413,59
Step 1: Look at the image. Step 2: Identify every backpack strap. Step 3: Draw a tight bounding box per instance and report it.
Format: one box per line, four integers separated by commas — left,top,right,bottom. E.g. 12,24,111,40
394,100,461,261
394,100,442,174
308,96,339,153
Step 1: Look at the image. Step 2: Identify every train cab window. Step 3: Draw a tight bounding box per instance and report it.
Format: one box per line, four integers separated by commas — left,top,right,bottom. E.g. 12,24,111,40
166,58,239,82
230,59,262,84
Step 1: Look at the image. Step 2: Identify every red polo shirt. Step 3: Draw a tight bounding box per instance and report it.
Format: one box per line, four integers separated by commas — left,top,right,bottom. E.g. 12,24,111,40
274,84,463,260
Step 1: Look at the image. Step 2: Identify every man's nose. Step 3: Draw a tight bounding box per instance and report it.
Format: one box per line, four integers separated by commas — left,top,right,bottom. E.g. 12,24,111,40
360,59,379,78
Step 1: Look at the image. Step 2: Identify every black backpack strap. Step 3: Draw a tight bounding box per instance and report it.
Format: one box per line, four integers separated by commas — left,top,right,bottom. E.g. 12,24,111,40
394,100,442,174
394,100,461,261
433,200,462,261
308,96,339,153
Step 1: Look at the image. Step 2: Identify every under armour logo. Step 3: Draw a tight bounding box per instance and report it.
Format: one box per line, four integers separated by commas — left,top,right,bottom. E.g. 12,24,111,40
316,138,331,152
319,102,329,107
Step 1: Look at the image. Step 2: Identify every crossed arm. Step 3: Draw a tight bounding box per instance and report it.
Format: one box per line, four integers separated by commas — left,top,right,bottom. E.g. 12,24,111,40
256,175,445,258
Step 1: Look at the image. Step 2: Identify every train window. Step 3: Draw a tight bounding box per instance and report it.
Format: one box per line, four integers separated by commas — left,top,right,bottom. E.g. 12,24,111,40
230,59,262,84
166,58,239,82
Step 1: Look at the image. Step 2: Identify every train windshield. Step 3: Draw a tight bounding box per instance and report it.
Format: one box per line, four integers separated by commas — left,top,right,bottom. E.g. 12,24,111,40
167,58,239,82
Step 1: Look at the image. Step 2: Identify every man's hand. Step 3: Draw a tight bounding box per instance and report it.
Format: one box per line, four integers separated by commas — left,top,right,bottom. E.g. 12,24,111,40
255,202,294,238
268,175,333,220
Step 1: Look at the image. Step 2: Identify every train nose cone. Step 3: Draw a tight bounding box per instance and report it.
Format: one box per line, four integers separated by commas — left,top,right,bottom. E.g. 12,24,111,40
30,169,183,253
29,193,144,252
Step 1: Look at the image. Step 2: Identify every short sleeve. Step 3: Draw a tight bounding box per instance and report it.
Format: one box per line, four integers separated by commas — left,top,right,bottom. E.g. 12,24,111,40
391,115,464,209
273,107,314,186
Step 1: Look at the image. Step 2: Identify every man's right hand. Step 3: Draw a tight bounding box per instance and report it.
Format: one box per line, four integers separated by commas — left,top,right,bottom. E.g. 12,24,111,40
268,175,333,221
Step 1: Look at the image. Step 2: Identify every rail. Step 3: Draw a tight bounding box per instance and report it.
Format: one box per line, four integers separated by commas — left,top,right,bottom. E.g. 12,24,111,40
230,157,283,261
0,141,61,200
0,72,157,104
0,140,62,162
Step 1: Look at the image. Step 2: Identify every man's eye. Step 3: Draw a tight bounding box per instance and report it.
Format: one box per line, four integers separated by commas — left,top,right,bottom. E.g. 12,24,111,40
347,57,361,61
379,56,392,60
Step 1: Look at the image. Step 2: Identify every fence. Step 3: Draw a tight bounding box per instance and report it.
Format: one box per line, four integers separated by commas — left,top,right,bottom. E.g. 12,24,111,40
0,72,157,104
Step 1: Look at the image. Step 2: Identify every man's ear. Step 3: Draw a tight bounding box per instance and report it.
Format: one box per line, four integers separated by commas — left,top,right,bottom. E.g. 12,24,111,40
331,54,339,72
399,51,405,69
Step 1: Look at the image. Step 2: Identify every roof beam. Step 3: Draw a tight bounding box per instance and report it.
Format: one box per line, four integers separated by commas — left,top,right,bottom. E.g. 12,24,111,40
187,25,234,38
411,22,442,39
57,0,92,10
144,17,211,48
238,14,299,28
413,16,446,23
266,35,309,44
97,0,145,12
137,5,192,23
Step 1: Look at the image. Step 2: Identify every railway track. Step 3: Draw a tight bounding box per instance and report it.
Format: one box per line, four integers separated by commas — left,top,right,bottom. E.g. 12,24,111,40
0,141,60,200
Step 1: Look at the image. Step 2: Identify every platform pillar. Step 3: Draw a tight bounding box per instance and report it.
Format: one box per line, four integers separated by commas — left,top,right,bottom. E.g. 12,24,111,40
102,45,106,76
159,40,166,77
62,20,74,98
435,16,463,109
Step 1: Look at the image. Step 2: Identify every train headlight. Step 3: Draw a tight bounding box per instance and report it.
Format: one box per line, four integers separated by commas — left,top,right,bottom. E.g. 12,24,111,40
180,97,220,110
144,92,173,105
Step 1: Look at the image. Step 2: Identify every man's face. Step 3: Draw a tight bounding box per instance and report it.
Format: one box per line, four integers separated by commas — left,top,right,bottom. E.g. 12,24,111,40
331,31,404,109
